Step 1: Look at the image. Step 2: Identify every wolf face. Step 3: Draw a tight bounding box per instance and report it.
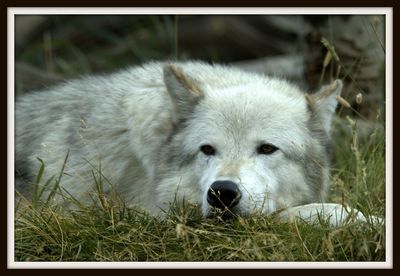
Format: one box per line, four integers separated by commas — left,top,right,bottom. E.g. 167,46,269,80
157,64,343,218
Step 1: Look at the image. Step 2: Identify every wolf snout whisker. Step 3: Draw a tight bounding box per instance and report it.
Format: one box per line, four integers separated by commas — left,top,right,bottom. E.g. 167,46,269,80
207,180,241,210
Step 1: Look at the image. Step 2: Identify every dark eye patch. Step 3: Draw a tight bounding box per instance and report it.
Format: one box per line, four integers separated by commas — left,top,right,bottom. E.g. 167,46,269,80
200,145,216,156
257,143,279,155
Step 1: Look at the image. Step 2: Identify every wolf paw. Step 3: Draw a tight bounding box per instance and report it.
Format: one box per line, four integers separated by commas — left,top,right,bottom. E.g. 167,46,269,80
278,203,384,227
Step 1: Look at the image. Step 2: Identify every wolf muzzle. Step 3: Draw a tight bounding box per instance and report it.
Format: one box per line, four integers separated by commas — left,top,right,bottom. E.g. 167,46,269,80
207,180,241,210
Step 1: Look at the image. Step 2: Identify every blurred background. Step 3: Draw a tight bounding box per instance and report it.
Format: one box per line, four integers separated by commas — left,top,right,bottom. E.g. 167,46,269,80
15,15,385,125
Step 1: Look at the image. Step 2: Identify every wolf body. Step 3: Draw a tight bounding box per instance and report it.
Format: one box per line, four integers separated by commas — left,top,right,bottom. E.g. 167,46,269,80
16,61,349,221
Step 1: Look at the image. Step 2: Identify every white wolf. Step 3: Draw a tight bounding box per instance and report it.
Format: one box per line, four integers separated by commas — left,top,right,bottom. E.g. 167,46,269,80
15,61,378,226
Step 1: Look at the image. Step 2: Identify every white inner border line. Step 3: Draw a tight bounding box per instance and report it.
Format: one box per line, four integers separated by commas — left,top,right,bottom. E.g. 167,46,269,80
8,7,393,269
7,7,393,14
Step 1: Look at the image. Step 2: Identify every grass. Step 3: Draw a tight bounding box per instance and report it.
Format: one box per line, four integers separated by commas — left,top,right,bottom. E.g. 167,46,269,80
14,208,385,262
14,15,386,263
14,203,385,262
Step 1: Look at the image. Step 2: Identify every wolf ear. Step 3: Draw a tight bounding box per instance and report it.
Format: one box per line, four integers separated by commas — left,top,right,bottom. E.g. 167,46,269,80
163,64,204,123
306,79,343,134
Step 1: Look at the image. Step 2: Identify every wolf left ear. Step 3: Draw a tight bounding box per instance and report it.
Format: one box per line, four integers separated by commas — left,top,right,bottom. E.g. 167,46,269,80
163,64,204,124
306,79,343,134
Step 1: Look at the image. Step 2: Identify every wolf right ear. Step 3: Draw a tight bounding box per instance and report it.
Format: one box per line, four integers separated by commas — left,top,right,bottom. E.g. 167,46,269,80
306,79,343,134
163,64,204,124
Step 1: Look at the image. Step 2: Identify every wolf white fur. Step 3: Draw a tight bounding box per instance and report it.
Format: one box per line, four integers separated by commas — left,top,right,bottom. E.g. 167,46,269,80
16,61,378,226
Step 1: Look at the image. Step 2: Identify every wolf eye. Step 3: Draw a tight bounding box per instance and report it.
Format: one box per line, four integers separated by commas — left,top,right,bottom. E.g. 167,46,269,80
200,145,216,156
257,143,278,155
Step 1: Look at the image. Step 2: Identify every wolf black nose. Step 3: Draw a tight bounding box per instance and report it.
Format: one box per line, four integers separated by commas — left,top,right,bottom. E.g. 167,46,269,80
207,180,241,209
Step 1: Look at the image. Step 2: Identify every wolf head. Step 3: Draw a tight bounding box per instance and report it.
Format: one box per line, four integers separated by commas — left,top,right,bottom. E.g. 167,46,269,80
157,63,343,218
